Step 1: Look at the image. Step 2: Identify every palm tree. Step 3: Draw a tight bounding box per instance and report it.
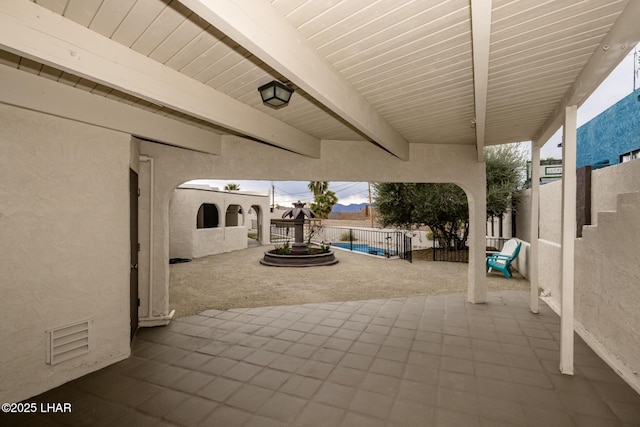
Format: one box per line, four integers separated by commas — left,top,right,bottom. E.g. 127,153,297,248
307,181,328,196
224,183,240,191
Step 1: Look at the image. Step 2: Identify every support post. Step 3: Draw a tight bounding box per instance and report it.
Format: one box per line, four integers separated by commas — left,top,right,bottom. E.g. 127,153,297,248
560,105,577,375
529,143,540,314
467,166,487,304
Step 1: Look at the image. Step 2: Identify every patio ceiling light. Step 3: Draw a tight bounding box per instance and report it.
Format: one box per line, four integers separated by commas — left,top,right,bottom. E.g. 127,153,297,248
258,80,294,108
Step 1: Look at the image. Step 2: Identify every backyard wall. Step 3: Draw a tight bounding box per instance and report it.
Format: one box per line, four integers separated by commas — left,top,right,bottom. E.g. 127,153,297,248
0,104,133,402
517,159,640,390
169,188,270,259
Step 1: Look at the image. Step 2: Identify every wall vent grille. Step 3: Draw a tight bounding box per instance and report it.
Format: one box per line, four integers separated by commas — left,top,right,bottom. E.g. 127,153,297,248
46,320,91,365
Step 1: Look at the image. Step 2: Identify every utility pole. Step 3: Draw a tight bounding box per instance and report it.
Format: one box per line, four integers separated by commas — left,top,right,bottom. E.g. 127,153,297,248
368,182,374,228
634,46,639,91
271,181,275,212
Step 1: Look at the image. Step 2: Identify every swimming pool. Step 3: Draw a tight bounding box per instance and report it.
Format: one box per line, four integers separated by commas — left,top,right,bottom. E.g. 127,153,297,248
331,242,396,257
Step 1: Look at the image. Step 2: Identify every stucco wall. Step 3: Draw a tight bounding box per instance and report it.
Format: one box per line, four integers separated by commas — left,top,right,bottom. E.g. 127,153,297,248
169,188,270,259
0,104,132,402
577,88,640,168
575,191,640,385
517,159,640,389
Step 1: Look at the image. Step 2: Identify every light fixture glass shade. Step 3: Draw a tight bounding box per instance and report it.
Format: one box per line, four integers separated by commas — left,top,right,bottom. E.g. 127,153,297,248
258,80,294,108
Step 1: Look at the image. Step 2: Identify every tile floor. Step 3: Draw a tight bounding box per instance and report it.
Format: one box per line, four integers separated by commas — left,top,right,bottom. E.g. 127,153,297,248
4,291,640,426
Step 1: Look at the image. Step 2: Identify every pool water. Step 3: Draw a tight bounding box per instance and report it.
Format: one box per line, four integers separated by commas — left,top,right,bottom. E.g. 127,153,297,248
331,242,396,257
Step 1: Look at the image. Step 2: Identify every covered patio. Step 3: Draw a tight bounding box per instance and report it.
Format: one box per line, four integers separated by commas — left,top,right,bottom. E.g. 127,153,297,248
1,0,640,416
8,290,640,426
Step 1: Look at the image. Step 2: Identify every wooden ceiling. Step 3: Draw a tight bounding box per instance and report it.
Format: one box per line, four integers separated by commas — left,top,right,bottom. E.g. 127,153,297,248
0,0,638,160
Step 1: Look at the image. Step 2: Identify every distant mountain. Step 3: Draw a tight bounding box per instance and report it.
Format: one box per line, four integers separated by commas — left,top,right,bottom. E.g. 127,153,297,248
332,203,368,213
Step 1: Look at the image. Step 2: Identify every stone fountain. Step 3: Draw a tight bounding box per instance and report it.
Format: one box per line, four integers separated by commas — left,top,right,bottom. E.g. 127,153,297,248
260,201,338,267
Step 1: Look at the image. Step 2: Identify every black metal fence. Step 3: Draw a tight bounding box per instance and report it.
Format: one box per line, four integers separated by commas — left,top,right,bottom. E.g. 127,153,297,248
269,222,412,262
432,236,511,263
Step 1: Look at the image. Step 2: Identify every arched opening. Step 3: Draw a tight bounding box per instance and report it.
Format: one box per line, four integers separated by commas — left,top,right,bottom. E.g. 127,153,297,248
225,204,243,227
196,203,220,229
249,205,262,244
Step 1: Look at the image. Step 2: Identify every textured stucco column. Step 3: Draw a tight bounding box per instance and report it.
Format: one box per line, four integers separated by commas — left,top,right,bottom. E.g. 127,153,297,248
560,105,577,375
466,167,487,304
529,142,540,314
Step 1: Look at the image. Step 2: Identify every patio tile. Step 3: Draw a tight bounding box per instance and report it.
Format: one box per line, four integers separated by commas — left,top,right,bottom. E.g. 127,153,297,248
285,343,318,358
197,405,251,427
361,372,400,396
198,356,237,375
279,375,322,399
295,401,345,427
223,361,263,382
173,351,213,369
389,399,436,426
297,360,334,380
340,412,386,427
338,353,373,371
136,388,190,417
15,291,640,427
326,365,367,387
397,379,437,405
196,377,243,402
249,368,291,390
164,395,218,426
219,344,255,360
254,392,307,423
226,384,273,413
243,349,280,366
348,389,394,419
171,370,216,393
369,358,404,377
313,382,357,409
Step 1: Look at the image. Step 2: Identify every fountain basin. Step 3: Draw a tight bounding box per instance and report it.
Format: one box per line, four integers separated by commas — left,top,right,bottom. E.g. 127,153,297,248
260,249,338,267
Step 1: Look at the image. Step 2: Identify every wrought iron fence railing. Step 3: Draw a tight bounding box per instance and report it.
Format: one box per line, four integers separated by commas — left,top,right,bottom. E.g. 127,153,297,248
269,222,412,262
431,236,512,263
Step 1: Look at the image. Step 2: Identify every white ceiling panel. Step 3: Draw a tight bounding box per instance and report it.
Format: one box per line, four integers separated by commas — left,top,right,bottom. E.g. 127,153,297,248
7,0,636,156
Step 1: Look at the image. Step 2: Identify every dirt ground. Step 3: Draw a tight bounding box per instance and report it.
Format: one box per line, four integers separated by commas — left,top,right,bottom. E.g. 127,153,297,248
169,245,529,318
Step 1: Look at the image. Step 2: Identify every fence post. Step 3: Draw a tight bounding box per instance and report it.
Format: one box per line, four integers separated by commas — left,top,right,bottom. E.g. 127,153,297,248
349,229,353,251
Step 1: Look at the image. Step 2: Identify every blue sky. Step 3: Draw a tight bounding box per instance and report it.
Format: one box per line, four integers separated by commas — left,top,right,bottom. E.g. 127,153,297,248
190,44,639,206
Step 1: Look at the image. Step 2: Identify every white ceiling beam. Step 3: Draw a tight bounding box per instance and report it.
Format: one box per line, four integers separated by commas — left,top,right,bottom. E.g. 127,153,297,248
0,65,222,154
533,0,640,147
180,0,410,160
470,0,492,162
0,0,320,158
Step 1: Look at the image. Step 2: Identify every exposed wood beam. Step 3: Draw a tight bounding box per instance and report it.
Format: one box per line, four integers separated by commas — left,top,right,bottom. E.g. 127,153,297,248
180,0,410,160
534,0,640,147
0,0,320,158
0,65,221,154
470,0,492,162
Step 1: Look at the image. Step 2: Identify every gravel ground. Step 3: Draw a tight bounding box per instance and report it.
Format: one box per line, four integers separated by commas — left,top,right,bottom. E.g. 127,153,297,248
169,245,529,317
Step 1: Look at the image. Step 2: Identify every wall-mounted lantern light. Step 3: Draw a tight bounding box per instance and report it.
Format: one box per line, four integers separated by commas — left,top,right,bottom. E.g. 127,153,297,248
258,80,294,108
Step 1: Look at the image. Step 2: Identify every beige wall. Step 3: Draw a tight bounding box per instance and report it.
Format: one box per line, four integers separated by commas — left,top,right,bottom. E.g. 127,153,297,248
0,104,133,402
575,191,640,385
517,160,640,391
169,188,270,259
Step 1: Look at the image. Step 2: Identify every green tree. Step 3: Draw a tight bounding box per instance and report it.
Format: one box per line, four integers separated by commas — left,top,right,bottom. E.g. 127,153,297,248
373,143,526,247
373,183,468,249
307,181,338,220
224,183,240,191
307,181,328,196
485,144,527,219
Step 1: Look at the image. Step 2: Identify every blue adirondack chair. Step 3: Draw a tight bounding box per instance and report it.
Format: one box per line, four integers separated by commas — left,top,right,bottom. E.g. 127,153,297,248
486,239,521,279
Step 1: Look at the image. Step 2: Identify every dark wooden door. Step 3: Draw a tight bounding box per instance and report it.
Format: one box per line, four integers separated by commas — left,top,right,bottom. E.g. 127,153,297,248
130,169,139,342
